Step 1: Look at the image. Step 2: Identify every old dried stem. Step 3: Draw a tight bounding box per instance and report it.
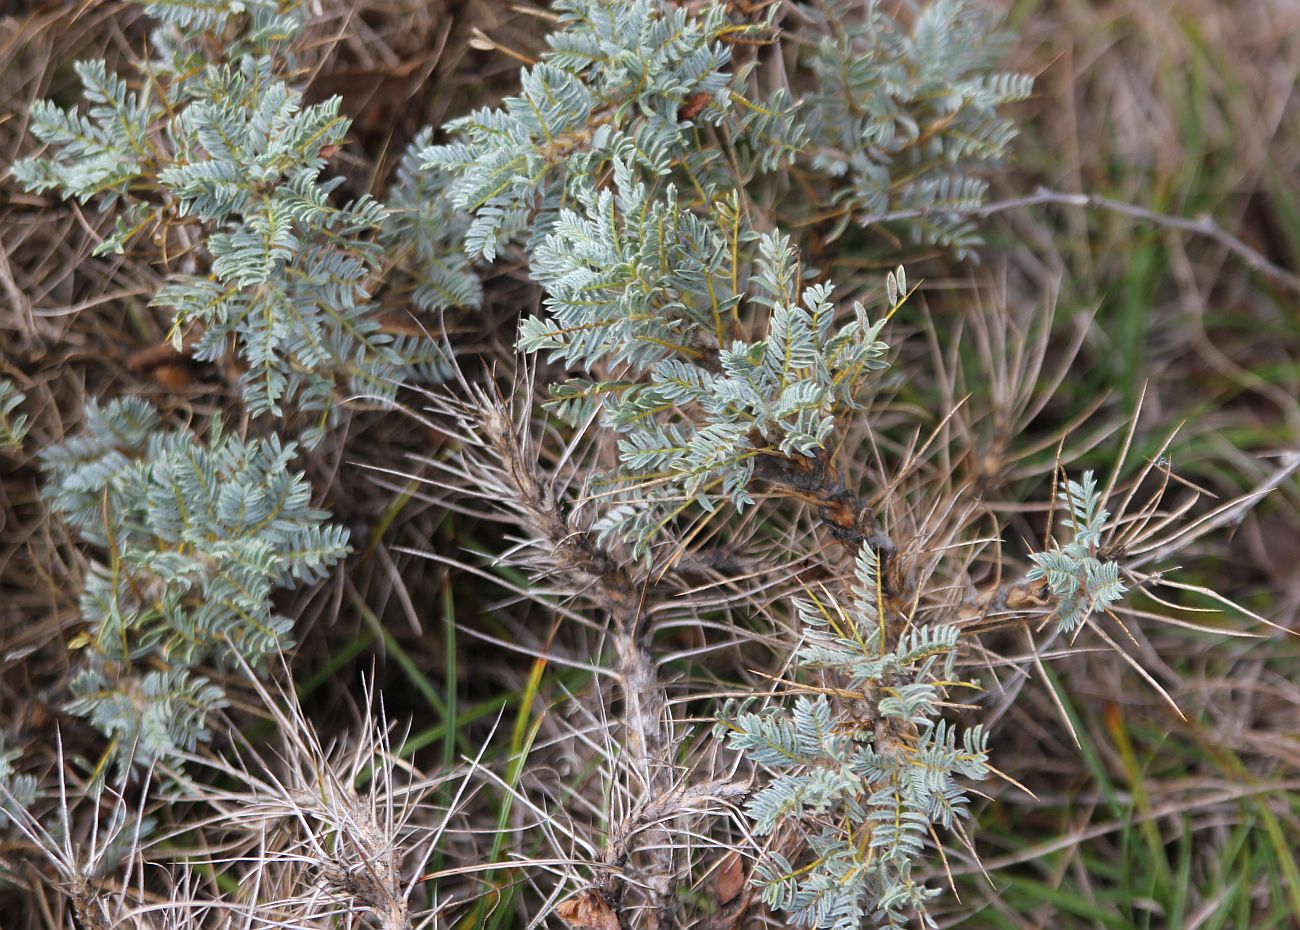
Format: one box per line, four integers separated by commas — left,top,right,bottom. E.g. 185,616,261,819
859,186,1300,294
476,398,678,926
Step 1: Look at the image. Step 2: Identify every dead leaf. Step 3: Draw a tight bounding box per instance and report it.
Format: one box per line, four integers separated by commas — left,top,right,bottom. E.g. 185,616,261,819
151,363,192,391
702,851,753,930
125,341,186,372
679,92,713,122
715,851,745,907
378,310,440,338
555,889,620,930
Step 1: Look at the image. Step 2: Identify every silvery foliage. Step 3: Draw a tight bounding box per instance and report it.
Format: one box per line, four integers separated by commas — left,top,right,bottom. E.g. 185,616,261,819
0,735,37,828
804,0,1034,252
386,128,485,316
41,398,349,771
421,0,806,262
429,0,908,560
719,545,988,930
528,173,896,558
0,380,28,451
12,0,477,447
1028,471,1127,632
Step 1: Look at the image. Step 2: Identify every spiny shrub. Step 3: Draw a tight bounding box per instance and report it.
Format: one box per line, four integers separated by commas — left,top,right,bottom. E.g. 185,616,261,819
420,1,1030,926
5,0,1279,929
41,398,349,771
710,466,1121,929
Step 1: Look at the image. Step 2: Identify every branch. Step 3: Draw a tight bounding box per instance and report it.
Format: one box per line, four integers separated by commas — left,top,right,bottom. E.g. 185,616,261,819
753,449,898,574
472,396,679,927
859,186,1300,294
